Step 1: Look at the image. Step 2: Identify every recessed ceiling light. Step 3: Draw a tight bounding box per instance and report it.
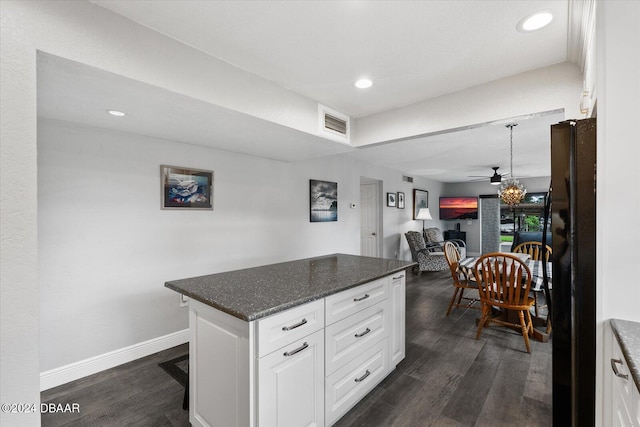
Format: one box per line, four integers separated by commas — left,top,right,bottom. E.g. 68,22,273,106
355,78,373,89
107,110,126,117
517,11,553,32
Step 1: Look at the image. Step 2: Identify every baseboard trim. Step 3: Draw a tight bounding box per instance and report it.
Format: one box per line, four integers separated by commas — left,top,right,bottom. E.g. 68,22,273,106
40,329,189,391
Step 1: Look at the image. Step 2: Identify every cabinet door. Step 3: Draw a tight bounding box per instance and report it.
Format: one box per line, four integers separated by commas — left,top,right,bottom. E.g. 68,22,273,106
610,332,634,427
258,329,324,427
390,272,406,367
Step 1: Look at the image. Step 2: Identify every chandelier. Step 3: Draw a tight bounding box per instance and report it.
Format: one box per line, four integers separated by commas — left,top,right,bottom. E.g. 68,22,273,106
499,123,527,206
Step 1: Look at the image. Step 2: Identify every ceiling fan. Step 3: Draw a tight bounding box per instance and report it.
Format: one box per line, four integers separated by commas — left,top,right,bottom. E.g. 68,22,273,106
469,166,507,185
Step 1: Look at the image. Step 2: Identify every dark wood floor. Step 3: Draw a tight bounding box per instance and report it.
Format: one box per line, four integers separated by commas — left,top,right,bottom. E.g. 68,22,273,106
41,269,551,426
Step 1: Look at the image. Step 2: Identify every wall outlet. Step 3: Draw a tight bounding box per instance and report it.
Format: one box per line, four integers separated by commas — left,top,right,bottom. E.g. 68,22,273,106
179,294,189,307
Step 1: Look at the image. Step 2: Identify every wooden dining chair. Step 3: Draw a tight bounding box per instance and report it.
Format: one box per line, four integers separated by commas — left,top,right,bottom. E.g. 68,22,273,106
474,253,535,353
443,241,479,316
512,241,552,262
512,241,552,317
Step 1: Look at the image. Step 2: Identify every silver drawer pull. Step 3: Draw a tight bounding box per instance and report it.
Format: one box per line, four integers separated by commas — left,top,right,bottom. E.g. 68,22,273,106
353,294,370,302
354,327,371,338
393,275,405,279
283,342,309,357
354,370,371,383
282,318,307,331
611,358,629,380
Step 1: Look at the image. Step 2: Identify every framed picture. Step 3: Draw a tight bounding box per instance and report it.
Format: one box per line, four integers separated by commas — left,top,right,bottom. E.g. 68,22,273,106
413,189,429,219
397,192,405,209
161,165,213,210
310,179,337,222
387,192,396,207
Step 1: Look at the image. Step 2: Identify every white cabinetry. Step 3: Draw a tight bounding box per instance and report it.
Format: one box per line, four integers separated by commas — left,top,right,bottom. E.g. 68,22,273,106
188,272,406,427
606,322,640,426
324,276,392,425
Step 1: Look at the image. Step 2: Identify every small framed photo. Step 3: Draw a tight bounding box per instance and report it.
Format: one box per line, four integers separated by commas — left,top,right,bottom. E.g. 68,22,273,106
161,165,213,210
397,192,405,209
387,192,397,207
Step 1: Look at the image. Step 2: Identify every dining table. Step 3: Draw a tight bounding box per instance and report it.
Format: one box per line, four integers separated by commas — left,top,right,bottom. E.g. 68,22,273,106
458,253,553,342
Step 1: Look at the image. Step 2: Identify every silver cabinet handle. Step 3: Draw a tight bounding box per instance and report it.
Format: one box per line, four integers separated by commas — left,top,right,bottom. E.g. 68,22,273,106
611,358,629,380
282,318,307,331
354,294,370,302
355,327,371,338
355,370,371,383
284,342,309,357
393,274,405,279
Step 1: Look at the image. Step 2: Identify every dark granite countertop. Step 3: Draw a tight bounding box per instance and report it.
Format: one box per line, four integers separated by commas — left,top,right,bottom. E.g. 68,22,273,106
611,319,640,391
165,253,416,322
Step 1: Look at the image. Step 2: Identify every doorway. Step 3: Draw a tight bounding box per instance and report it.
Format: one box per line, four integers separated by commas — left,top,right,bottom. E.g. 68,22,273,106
360,178,381,257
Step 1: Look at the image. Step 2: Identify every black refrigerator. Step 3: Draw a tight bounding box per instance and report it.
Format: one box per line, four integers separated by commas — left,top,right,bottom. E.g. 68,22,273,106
549,118,597,426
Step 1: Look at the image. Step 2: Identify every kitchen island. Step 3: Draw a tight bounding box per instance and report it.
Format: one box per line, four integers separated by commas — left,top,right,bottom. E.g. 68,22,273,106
165,253,415,427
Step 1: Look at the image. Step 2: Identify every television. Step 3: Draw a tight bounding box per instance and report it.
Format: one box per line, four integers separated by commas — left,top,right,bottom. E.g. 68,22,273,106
439,197,478,220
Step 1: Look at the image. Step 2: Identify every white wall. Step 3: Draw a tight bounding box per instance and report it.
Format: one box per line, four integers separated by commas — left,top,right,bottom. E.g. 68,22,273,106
596,0,640,324
37,118,440,375
596,2,640,424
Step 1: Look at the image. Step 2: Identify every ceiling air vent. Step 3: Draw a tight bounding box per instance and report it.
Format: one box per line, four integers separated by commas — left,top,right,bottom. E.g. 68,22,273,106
402,176,414,183
325,113,347,135
318,104,351,144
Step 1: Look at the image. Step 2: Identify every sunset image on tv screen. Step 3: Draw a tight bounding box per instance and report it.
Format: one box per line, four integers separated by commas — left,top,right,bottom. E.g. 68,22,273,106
439,197,478,220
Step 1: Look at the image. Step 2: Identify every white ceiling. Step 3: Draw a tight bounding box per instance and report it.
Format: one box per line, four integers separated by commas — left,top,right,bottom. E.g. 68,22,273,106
91,0,569,119
345,110,564,183
37,53,354,163
37,1,574,183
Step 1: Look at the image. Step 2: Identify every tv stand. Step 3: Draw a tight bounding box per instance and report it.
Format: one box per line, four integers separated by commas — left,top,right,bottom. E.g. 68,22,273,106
444,230,466,244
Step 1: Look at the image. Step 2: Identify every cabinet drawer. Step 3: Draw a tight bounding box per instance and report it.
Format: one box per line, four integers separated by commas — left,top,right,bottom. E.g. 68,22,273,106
325,277,388,325
325,300,388,376
257,299,324,358
325,337,389,425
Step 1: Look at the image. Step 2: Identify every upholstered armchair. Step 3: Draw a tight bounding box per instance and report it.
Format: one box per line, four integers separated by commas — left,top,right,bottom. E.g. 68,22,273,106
404,231,449,273
424,227,467,260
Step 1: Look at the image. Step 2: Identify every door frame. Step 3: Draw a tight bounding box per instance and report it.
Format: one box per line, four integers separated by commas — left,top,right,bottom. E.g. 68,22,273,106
359,177,382,257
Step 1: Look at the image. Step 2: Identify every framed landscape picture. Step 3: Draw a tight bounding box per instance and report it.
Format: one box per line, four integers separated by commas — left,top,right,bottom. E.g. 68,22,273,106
310,179,337,222
413,189,428,219
161,165,213,210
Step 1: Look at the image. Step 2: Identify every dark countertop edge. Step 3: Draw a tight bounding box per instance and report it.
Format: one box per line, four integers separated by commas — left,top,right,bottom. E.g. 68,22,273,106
165,263,414,322
611,318,640,392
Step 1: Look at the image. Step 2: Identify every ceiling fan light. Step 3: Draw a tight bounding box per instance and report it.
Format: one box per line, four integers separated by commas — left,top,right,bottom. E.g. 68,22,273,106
499,178,527,206
490,166,501,185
